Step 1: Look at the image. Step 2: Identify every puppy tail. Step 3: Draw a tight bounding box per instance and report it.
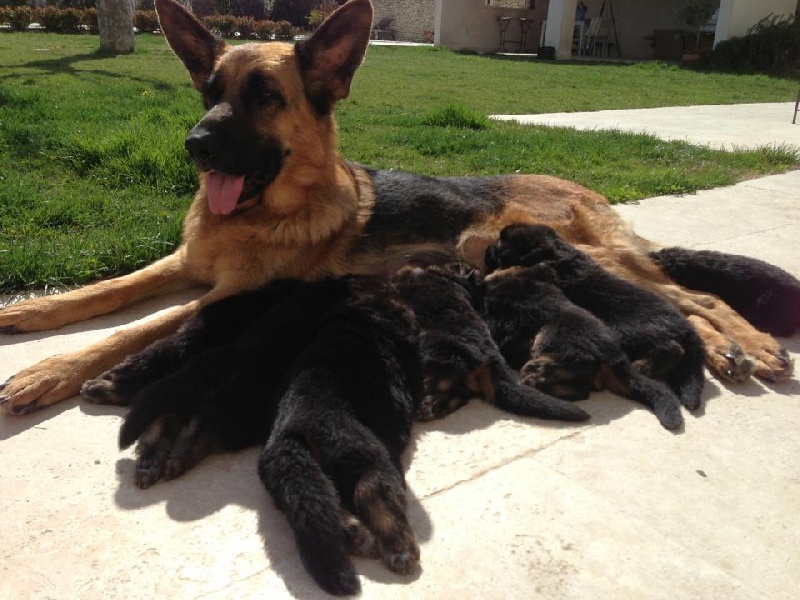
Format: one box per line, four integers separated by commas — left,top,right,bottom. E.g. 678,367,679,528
666,330,706,412
622,366,684,431
259,434,360,597
490,360,590,422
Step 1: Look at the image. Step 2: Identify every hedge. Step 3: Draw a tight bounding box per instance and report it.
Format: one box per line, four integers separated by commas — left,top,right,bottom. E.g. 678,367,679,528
0,6,304,40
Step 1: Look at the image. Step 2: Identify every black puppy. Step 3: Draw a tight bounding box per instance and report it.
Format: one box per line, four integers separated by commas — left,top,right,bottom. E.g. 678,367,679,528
85,277,422,595
390,265,590,424
485,224,705,412
481,264,684,430
650,247,800,338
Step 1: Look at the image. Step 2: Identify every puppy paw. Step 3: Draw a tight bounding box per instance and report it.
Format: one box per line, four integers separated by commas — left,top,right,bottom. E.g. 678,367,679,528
341,513,380,559
81,375,127,406
381,536,420,576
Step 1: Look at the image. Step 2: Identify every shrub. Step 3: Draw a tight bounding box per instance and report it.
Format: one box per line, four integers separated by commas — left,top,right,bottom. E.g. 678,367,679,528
40,6,83,33
202,14,237,37
133,10,160,34
253,18,276,40
82,7,98,34
707,14,800,74
237,16,256,38
6,5,33,31
274,19,293,39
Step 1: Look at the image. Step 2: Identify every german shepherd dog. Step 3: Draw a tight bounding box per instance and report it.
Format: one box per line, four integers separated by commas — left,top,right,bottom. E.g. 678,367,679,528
0,0,795,415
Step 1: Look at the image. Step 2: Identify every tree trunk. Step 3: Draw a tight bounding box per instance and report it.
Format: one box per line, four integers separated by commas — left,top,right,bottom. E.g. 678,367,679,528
97,0,136,55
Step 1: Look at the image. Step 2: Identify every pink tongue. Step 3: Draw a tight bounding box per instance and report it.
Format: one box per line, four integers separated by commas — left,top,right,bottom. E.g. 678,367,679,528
205,171,246,215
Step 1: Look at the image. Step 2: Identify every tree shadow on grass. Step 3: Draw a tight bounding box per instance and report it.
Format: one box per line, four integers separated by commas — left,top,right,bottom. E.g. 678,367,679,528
0,50,178,91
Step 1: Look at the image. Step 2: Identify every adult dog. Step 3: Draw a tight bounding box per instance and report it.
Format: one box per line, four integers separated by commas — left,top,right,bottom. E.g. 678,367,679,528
0,0,794,415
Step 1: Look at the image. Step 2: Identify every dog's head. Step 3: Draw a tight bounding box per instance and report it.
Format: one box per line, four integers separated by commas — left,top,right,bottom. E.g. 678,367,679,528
484,224,565,271
155,0,373,215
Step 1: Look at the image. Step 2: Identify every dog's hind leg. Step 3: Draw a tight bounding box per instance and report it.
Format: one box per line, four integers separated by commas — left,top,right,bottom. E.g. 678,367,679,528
259,434,361,596
1,300,198,415
0,251,192,334
334,434,420,576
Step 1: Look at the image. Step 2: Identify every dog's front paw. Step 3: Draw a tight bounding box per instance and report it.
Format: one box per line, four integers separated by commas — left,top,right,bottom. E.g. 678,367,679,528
0,357,84,415
751,347,794,382
0,296,76,333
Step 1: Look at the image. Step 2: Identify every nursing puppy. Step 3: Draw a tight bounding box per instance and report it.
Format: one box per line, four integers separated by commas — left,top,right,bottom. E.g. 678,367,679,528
485,224,706,412
650,247,800,338
481,264,684,430
390,265,590,423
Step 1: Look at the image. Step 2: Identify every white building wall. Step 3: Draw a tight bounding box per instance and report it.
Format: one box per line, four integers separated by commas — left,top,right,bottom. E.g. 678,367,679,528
715,0,797,44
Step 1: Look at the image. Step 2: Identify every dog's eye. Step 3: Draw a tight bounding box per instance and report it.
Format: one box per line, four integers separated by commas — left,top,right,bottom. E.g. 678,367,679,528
246,73,285,110
203,74,223,109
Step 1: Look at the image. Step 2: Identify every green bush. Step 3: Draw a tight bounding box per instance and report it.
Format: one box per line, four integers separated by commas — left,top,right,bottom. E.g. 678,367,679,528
202,14,237,37
40,6,83,33
5,5,33,31
274,19,294,40
133,9,160,34
82,7,98,34
708,14,800,74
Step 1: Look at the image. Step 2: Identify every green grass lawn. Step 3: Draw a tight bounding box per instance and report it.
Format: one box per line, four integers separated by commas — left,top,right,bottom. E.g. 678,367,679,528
0,33,798,292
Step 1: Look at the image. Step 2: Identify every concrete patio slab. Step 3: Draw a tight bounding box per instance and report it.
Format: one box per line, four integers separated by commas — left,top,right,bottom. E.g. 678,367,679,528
492,103,800,151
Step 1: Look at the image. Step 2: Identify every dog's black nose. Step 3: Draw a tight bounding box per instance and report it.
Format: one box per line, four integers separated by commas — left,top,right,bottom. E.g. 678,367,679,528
185,128,219,167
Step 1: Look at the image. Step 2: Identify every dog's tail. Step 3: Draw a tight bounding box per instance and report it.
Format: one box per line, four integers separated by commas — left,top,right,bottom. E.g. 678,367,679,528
621,365,684,431
489,359,591,422
665,329,706,412
259,434,360,597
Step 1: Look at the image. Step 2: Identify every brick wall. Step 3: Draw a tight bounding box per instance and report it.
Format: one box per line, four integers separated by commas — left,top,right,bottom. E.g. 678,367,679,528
372,0,436,43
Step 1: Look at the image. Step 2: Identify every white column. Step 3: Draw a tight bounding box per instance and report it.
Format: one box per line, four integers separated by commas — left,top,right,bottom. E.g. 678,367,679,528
543,0,579,59
715,0,797,46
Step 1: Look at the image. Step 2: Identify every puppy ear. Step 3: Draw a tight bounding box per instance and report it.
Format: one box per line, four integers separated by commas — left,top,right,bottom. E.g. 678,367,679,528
295,0,374,114
156,0,226,90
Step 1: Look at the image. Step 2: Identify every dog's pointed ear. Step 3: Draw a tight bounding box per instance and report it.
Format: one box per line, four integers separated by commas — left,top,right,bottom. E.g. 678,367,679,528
156,0,226,90
295,0,374,114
